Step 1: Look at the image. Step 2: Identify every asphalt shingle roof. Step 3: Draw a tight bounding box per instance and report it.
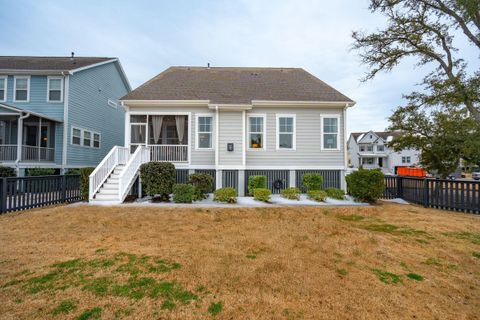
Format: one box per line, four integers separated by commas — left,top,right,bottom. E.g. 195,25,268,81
122,66,354,104
0,56,114,71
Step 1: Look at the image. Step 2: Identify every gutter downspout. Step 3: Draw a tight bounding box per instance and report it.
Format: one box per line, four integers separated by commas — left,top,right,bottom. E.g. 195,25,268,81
15,112,30,175
61,72,70,172
342,104,348,191
215,106,221,189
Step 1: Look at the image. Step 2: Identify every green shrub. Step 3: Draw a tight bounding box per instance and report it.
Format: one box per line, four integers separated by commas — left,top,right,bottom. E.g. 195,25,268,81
213,187,237,203
307,190,327,202
188,173,213,200
301,173,323,192
325,187,345,200
65,168,80,175
253,188,271,202
26,168,56,176
346,169,384,203
80,167,94,201
0,166,16,177
140,162,175,201
281,187,301,200
172,184,194,203
248,175,267,196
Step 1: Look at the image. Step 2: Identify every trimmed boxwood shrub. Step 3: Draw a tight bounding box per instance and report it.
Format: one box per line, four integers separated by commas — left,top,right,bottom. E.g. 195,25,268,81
172,184,194,203
301,173,323,192
213,187,237,203
307,190,328,202
281,187,301,200
325,187,345,200
80,167,94,201
26,168,56,176
0,166,16,177
140,162,176,201
248,175,266,196
253,188,271,202
345,169,384,203
188,173,213,200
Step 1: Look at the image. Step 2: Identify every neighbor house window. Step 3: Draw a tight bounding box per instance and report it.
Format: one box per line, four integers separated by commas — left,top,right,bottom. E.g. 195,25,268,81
14,76,29,102
362,157,374,165
360,145,365,152
367,145,373,152
47,77,63,102
197,115,213,149
72,128,81,145
321,115,339,150
277,115,295,150
93,133,100,148
377,145,384,152
0,76,6,102
83,131,91,147
248,115,265,149
402,156,411,164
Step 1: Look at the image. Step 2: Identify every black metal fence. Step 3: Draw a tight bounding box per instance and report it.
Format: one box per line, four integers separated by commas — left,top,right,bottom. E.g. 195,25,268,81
383,176,479,214
0,175,81,214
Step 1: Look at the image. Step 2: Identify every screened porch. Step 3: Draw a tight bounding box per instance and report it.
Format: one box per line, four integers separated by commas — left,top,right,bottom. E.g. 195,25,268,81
129,114,189,163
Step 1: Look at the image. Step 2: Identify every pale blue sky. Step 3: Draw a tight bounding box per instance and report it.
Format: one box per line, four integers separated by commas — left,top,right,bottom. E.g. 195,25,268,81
1,0,478,133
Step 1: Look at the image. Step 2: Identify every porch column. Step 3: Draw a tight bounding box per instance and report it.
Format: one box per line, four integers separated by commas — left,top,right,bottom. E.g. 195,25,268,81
16,116,23,162
289,170,296,188
238,170,245,196
216,169,222,190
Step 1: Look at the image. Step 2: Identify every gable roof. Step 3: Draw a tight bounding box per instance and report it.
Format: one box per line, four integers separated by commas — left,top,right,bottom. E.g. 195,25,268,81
122,66,354,104
350,131,401,143
0,56,114,72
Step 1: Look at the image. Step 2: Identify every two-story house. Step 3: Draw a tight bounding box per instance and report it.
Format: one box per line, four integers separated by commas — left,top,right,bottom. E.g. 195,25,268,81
0,55,131,175
347,131,420,174
89,66,355,203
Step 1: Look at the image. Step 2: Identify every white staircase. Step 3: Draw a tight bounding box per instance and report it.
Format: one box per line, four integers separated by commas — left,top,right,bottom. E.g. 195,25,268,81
89,146,150,204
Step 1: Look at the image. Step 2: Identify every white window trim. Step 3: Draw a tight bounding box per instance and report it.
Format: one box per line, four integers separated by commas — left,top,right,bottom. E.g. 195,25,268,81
46,76,64,103
320,114,341,151
0,76,6,102
276,113,296,150
13,76,30,102
247,114,267,151
71,126,101,149
195,113,214,150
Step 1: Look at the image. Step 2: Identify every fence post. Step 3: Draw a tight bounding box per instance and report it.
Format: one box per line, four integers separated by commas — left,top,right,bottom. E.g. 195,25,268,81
396,176,403,199
423,178,429,208
1,178,7,213
62,175,67,202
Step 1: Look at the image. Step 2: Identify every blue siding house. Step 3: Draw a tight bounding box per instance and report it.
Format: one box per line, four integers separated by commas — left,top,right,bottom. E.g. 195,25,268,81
0,55,130,175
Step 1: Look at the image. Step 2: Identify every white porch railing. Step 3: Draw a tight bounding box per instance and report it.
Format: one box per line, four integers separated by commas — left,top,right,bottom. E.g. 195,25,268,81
0,145,18,161
149,145,188,163
89,146,130,200
118,146,150,202
22,145,55,162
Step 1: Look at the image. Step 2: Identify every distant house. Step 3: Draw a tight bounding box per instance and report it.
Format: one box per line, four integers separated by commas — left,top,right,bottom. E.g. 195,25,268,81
89,66,355,203
347,131,420,174
0,55,130,175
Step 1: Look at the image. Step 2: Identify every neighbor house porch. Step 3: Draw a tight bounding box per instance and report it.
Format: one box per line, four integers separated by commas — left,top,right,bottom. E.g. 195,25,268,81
128,114,190,163
0,104,58,163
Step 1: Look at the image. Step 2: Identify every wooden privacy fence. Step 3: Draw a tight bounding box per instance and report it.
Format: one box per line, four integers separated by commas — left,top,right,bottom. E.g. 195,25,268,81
383,176,479,214
0,175,82,214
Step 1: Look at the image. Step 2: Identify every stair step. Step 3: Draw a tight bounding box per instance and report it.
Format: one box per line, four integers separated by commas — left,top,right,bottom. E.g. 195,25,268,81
102,183,119,190
110,174,120,179
94,194,119,201
99,188,118,195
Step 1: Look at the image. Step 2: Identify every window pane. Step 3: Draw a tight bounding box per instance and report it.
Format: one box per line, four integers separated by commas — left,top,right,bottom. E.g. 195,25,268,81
323,118,338,133
199,117,212,132
49,90,61,101
93,140,100,148
72,136,80,145
279,133,292,149
0,90,4,101
49,79,61,90
279,117,293,133
15,90,27,101
249,117,263,133
130,115,147,123
323,133,337,149
83,131,91,146
72,128,81,145
16,78,28,89
250,133,263,148
198,133,211,148
131,125,145,143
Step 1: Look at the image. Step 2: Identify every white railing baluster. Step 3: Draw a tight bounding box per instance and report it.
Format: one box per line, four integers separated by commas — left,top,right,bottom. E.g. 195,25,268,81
118,146,150,203
148,145,188,163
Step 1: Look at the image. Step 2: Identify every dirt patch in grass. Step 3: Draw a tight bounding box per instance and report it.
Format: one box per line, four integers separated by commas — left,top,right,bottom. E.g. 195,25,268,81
0,203,479,319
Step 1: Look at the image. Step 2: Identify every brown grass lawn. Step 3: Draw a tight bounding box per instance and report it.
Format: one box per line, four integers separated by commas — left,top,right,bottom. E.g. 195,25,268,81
0,203,479,320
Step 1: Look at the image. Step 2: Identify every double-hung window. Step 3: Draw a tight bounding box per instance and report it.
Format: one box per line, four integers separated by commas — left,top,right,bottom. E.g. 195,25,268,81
248,115,265,149
0,76,6,102
377,145,384,152
402,156,411,164
93,133,100,148
14,76,29,102
321,115,339,150
47,77,63,102
71,127,100,148
277,115,295,150
72,128,81,145
83,131,91,146
197,115,213,149
367,145,373,152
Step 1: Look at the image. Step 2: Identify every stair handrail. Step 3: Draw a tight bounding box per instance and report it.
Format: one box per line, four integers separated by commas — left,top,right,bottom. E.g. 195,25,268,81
118,146,150,202
89,146,129,201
